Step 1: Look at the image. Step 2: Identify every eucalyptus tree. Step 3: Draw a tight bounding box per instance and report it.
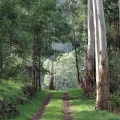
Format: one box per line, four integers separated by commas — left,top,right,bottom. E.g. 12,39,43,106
96,0,109,110
92,0,109,110
84,0,94,94
93,0,99,103
84,0,109,109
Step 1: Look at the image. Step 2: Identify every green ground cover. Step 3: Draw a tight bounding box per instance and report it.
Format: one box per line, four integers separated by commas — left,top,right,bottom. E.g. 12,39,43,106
1,81,120,120
41,91,64,120
68,89,120,120
0,80,23,101
11,90,49,120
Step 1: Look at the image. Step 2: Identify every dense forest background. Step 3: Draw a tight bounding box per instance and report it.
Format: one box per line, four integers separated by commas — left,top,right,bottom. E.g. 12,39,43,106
0,0,120,119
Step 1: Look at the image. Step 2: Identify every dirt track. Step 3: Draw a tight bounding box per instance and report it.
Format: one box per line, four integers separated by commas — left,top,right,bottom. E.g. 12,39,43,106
63,92,72,120
32,92,53,120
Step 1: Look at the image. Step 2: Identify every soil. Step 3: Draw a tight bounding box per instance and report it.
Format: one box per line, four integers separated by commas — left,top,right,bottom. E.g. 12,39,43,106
63,92,72,120
32,92,53,120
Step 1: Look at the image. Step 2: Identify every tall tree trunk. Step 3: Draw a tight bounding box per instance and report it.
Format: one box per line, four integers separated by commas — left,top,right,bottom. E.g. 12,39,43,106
38,38,41,91
68,0,81,86
95,0,109,110
84,0,94,94
33,32,41,89
93,0,99,103
49,59,54,90
33,34,36,86
119,0,120,35
75,44,81,86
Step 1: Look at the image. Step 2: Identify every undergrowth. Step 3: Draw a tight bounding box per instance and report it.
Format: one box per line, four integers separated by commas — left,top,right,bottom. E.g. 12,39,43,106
10,90,49,120
1,81,120,120
0,80,23,101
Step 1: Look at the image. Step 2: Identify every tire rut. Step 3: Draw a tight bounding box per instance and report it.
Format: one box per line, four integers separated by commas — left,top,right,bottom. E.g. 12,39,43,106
63,92,72,120
32,92,53,120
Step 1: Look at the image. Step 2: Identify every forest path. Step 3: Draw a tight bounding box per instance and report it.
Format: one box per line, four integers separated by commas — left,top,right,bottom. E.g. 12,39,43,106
32,92,72,120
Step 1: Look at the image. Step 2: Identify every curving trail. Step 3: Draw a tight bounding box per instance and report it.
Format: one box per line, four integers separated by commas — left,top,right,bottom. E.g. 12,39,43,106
32,92,53,120
63,92,72,120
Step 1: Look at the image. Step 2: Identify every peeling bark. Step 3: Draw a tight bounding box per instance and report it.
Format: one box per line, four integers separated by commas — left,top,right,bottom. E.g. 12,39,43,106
95,0,109,110
84,0,94,94
93,0,99,103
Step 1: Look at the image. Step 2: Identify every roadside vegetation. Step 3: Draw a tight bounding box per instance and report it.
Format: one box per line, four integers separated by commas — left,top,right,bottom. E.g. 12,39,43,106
1,81,120,120
68,89,120,120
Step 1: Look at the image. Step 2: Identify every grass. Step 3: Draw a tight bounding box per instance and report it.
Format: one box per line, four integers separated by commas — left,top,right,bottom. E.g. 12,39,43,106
0,80,50,120
41,91,64,120
68,89,120,120
0,80,23,100
10,90,50,120
1,81,120,120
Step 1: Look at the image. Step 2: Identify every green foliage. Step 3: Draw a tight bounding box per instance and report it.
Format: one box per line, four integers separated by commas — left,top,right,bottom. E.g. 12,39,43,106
43,51,84,90
104,0,119,20
0,80,24,119
108,51,120,93
1,0,120,116
0,80,23,100
0,99,20,119
110,93,120,111
21,84,36,98
0,0,86,86
0,0,17,21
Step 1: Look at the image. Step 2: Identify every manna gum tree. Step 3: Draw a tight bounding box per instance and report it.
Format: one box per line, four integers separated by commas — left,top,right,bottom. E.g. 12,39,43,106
95,0,109,110
92,0,99,108
84,0,94,94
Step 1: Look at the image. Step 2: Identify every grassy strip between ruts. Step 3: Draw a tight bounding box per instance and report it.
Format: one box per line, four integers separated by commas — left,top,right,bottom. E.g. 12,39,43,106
10,90,50,120
41,91,64,120
68,89,120,120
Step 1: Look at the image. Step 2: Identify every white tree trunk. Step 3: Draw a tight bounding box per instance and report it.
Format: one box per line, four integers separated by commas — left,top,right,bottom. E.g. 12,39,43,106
84,0,94,94
96,0,109,110
93,0,99,102
87,0,94,59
